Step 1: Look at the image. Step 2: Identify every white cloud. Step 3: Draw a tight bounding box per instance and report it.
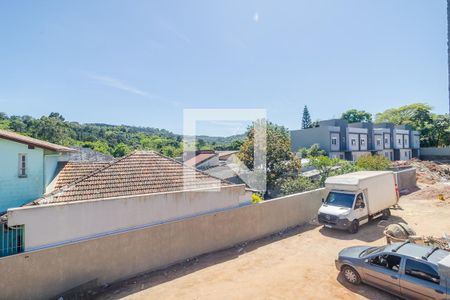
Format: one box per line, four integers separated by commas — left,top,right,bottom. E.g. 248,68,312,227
253,12,259,22
87,73,149,97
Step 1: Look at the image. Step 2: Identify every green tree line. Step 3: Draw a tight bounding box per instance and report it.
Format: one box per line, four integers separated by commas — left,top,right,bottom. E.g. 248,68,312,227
0,112,243,157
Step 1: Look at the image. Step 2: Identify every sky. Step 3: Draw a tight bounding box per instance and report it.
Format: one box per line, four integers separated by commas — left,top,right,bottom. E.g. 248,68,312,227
0,0,448,136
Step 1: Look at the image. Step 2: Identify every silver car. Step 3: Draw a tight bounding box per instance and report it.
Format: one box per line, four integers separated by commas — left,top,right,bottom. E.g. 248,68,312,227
336,241,450,299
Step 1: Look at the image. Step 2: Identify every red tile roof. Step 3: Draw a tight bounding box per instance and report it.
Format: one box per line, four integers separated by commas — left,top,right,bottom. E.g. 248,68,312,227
0,129,75,152
54,161,110,189
35,151,230,204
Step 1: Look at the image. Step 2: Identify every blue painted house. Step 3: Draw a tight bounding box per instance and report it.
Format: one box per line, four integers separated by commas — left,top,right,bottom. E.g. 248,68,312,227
0,130,74,213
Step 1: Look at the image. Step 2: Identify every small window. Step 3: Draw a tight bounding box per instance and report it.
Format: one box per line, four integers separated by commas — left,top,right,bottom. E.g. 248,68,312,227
331,138,337,145
360,139,365,145
369,254,401,272
351,139,356,146
376,139,381,146
405,260,440,284
398,138,402,144
385,138,389,144
18,154,27,177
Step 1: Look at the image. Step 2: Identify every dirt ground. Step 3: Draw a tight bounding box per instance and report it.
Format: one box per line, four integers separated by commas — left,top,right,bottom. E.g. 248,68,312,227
93,188,450,300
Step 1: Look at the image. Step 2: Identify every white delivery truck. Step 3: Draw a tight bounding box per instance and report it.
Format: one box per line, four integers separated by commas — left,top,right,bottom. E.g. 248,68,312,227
318,171,399,234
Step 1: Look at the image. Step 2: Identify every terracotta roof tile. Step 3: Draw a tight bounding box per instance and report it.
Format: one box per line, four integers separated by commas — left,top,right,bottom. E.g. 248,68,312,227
36,151,231,204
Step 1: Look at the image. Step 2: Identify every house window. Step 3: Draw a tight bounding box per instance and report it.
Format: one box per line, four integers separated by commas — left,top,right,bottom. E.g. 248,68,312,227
398,138,402,144
376,139,381,146
18,154,27,177
360,139,365,146
351,139,356,146
385,138,389,144
331,138,337,145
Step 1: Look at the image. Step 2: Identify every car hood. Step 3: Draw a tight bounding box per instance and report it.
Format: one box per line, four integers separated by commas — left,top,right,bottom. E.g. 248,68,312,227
319,205,351,217
339,246,371,259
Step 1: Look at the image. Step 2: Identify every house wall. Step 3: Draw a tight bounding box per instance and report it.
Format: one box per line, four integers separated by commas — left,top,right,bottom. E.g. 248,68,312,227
7,185,247,251
290,127,330,153
0,188,325,300
43,153,60,187
0,139,45,212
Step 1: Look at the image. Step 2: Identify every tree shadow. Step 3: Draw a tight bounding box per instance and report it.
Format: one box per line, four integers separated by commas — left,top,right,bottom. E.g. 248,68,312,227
65,223,321,300
336,272,399,300
318,215,408,243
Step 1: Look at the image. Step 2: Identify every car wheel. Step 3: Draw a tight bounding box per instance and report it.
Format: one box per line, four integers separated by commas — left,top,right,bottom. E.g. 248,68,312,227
348,220,359,234
341,266,361,285
381,208,391,220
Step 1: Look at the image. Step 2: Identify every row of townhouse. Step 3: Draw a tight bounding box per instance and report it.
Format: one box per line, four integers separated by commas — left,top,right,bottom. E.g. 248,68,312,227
290,119,420,161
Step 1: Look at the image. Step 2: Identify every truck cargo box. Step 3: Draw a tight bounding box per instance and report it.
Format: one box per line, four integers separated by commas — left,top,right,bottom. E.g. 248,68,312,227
325,171,397,215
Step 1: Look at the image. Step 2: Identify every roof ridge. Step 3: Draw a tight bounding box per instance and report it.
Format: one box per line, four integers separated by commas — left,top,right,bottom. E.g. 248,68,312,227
34,152,136,204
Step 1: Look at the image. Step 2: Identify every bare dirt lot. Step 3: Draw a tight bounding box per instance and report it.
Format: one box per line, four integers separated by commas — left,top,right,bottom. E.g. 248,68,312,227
94,186,450,300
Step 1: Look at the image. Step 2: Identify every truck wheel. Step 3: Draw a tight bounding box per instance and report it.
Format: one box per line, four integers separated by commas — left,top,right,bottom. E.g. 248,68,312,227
341,266,361,285
348,220,359,234
381,208,391,220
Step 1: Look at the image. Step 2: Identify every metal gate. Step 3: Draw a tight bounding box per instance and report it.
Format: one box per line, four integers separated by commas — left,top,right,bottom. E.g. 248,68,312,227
0,223,24,257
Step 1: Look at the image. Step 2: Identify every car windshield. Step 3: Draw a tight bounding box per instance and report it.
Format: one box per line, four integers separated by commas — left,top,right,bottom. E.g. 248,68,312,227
360,245,388,257
324,192,355,208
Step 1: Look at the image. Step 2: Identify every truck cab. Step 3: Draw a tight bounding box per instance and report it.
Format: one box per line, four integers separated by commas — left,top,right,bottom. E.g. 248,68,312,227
318,171,397,233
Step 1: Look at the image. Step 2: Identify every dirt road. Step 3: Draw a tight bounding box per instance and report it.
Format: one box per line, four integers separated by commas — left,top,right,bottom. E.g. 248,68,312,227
94,192,450,300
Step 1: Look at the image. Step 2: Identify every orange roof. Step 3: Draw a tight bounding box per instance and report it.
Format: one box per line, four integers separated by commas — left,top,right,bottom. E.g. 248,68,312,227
35,151,230,204
0,129,75,152
53,161,110,189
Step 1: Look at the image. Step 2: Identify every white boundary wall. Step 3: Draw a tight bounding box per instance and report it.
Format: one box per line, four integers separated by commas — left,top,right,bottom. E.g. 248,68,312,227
0,188,324,300
7,185,248,251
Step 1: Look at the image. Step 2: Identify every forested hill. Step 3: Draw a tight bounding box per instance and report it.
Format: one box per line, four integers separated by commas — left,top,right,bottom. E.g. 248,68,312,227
0,112,244,157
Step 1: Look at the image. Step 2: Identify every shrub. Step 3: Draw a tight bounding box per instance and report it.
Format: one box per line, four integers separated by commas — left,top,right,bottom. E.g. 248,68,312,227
251,193,263,204
280,176,319,196
297,143,326,158
356,154,390,171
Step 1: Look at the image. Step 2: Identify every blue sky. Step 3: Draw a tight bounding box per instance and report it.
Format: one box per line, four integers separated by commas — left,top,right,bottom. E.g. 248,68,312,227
0,0,448,136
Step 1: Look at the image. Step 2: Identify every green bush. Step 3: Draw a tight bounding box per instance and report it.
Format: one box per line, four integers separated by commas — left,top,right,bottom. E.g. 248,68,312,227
297,143,326,158
356,154,390,171
280,176,319,196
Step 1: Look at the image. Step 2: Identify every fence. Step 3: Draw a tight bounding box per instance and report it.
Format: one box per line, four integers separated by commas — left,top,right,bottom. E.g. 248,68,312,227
0,223,24,257
0,188,325,300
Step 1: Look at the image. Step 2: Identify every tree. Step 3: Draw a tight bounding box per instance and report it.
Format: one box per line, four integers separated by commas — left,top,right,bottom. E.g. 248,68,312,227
355,154,391,171
307,156,350,185
302,106,312,129
280,176,318,196
375,103,432,126
422,114,450,147
341,109,372,123
297,143,326,158
112,143,131,157
32,114,73,144
375,103,449,147
238,120,301,194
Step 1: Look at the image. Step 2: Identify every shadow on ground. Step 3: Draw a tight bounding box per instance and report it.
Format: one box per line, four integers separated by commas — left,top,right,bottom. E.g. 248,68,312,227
336,273,399,300
318,215,408,243
69,223,321,300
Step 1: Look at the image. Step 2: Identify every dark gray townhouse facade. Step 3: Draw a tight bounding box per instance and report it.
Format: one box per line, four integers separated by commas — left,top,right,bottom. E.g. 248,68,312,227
290,119,420,161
